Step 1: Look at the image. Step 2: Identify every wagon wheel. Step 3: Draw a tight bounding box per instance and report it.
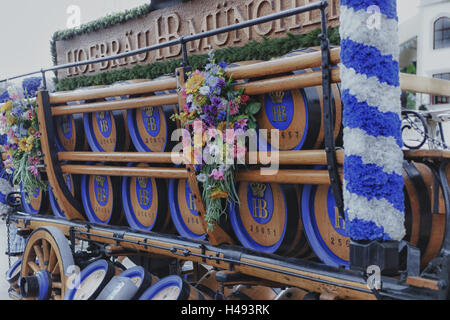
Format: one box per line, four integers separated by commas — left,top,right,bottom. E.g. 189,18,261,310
20,226,75,300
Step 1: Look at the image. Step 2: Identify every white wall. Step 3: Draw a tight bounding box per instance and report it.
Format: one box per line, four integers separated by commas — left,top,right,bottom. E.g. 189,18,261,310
416,0,450,105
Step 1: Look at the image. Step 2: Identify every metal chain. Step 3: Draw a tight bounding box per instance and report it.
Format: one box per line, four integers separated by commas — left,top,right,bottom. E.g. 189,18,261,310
403,115,449,150
6,212,11,269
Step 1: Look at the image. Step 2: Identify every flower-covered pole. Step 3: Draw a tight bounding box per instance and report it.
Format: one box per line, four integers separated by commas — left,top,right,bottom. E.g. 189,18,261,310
340,0,405,242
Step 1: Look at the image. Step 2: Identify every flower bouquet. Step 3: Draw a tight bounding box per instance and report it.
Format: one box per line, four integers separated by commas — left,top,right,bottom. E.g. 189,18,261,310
0,79,47,198
172,52,261,230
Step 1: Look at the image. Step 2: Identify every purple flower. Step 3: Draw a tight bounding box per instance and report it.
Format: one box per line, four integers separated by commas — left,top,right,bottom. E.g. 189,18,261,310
207,104,218,115
234,118,248,130
219,61,228,69
211,96,222,106
205,115,215,126
217,78,226,88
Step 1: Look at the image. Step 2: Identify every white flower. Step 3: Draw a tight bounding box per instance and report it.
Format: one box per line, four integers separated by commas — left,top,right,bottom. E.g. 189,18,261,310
186,95,193,103
196,173,207,183
199,86,210,96
209,144,221,157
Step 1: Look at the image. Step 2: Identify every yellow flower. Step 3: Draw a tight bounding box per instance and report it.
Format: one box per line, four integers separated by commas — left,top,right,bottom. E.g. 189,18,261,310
19,137,33,152
27,135,34,144
185,74,204,94
210,189,229,199
19,138,28,151
0,101,12,113
6,115,14,126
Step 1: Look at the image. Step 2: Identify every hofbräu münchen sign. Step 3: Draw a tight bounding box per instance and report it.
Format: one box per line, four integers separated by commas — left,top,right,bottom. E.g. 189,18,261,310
55,0,340,79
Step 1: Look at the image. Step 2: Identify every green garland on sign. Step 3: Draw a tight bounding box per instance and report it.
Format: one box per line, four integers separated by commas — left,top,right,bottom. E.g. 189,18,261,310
54,27,340,91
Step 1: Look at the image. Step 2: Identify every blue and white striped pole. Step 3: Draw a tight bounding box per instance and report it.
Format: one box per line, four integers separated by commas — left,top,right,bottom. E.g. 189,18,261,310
340,0,405,242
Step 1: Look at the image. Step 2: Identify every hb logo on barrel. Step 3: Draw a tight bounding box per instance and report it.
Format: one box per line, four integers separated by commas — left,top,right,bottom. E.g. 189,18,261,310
269,91,287,123
98,112,109,133
95,176,107,204
250,183,268,219
144,107,158,132
137,177,150,207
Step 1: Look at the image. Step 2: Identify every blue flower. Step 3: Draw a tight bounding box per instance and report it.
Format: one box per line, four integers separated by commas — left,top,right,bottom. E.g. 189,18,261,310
22,77,42,98
219,61,228,69
0,91,10,103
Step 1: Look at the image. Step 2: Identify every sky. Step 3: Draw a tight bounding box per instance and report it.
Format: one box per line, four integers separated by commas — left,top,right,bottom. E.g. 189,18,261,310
0,0,421,82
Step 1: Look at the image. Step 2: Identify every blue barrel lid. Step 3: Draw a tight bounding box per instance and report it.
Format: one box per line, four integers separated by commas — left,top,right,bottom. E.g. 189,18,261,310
139,275,183,300
168,178,206,241
64,259,112,300
301,183,350,268
229,182,287,254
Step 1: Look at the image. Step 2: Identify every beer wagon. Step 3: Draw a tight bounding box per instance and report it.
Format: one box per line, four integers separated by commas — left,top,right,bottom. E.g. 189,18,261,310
3,1,450,300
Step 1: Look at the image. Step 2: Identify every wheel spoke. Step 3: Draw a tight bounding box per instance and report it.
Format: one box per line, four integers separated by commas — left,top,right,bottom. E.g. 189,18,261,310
48,248,57,272
33,245,45,270
52,282,62,289
28,261,40,274
42,239,50,267
51,262,60,275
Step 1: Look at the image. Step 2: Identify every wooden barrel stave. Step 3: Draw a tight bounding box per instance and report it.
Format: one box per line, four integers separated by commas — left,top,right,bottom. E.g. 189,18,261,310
139,275,210,300
122,162,171,232
256,48,342,151
127,76,177,153
229,182,313,257
168,178,206,240
301,161,447,269
49,172,82,219
227,285,278,300
81,162,123,225
20,184,50,215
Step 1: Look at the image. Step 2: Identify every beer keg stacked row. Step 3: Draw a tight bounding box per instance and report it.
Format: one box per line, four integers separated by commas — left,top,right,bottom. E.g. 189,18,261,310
20,50,448,271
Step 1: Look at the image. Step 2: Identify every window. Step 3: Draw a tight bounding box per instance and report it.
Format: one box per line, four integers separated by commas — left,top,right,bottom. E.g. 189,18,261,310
433,73,450,104
434,17,450,49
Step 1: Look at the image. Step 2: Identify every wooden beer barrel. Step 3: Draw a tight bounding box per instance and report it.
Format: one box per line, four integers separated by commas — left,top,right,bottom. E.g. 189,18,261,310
301,161,447,269
127,76,177,153
20,184,50,215
275,287,309,300
122,163,170,232
301,183,349,268
256,48,342,151
82,82,135,152
139,275,210,300
64,259,115,300
6,258,22,294
403,161,446,269
194,270,234,299
49,172,81,219
229,182,313,256
81,163,123,225
54,96,89,152
119,266,159,300
168,178,206,240
227,285,278,300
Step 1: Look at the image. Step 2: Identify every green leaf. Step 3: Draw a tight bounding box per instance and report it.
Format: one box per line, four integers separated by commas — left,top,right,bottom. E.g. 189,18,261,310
245,102,261,115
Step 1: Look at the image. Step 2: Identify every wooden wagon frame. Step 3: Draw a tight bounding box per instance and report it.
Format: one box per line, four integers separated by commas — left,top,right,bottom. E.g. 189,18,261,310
3,1,450,300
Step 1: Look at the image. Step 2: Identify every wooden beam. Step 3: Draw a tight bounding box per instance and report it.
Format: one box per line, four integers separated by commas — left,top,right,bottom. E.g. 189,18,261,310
51,93,178,116
58,150,345,166
400,73,450,97
60,165,189,179
226,47,341,80
49,78,177,104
